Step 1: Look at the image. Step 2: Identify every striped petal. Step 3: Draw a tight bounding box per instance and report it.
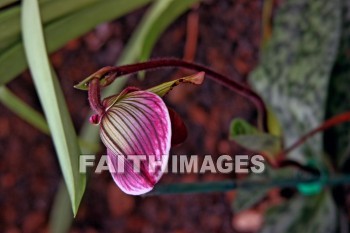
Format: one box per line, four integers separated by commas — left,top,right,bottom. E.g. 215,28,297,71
100,91,171,195
107,148,155,195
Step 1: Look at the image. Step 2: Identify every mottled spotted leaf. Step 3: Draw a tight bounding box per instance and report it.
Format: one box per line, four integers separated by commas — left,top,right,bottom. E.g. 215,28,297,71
250,0,342,164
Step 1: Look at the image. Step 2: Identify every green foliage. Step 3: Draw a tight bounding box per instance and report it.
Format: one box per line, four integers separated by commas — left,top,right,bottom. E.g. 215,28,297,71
21,0,85,215
229,118,282,163
0,86,49,134
119,0,200,65
49,182,73,233
250,0,342,164
0,0,159,219
246,0,348,231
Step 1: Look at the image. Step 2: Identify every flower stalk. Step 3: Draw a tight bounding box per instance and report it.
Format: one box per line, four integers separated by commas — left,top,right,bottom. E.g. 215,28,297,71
76,58,268,131
88,78,104,116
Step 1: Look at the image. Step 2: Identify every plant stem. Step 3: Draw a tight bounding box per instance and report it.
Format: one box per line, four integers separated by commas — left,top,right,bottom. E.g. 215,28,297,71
88,78,104,116
88,58,268,131
148,174,350,195
280,111,350,157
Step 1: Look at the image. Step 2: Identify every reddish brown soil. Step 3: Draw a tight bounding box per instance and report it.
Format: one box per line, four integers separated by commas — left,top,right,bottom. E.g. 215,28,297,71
0,0,263,232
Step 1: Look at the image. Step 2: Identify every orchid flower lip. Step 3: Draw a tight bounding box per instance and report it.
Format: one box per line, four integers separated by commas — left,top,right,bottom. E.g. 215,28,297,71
99,90,171,195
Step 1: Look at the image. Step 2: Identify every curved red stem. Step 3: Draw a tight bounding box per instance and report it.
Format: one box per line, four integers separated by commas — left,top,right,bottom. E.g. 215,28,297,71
279,111,350,158
100,58,268,131
88,78,104,116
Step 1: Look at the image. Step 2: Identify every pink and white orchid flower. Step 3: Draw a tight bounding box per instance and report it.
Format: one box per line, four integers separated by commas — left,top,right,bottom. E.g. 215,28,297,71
89,72,204,195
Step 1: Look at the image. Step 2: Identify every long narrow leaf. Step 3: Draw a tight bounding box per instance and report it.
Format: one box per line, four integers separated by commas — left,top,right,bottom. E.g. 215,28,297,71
21,0,85,214
119,0,199,64
49,182,73,233
0,86,49,134
0,86,99,152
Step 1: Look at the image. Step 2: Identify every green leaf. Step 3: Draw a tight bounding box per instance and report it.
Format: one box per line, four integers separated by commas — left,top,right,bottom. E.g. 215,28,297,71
49,182,73,233
324,0,350,169
0,85,100,153
0,0,154,86
0,86,49,134
229,118,282,163
118,0,200,65
260,191,337,233
230,118,258,135
249,0,342,164
21,0,85,214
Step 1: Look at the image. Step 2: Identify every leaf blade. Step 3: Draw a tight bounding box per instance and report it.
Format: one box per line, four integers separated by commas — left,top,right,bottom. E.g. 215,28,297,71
21,0,85,214
229,118,282,164
250,0,342,164
0,86,49,134
118,0,200,65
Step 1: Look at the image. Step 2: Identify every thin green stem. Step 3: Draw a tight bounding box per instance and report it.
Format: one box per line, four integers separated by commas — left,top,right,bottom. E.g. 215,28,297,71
148,174,350,195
